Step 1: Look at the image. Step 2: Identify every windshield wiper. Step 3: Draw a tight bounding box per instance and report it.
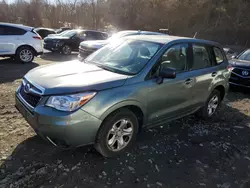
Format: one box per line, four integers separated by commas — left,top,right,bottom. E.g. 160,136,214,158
96,64,117,72
96,64,134,75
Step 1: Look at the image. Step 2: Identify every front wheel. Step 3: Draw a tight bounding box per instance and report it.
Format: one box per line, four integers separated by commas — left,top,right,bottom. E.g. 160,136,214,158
95,109,139,157
61,45,72,55
197,89,221,119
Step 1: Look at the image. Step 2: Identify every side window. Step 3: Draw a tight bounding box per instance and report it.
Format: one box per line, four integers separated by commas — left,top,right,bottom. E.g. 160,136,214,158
213,47,224,64
0,26,26,35
86,31,98,40
96,32,105,40
160,44,188,72
79,31,86,40
190,45,211,70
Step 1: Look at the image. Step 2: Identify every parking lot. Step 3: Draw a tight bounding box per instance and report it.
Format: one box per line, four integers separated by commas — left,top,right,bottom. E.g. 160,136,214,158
0,53,250,188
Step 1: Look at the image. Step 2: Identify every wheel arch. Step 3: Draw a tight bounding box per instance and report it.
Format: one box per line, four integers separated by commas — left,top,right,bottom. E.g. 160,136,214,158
99,100,146,131
213,84,226,100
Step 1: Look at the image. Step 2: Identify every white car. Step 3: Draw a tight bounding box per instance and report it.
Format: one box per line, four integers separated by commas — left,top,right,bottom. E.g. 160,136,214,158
0,22,43,63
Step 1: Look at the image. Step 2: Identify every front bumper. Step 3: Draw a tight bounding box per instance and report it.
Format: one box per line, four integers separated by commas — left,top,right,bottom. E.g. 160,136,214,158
44,43,60,52
15,93,102,148
229,73,250,88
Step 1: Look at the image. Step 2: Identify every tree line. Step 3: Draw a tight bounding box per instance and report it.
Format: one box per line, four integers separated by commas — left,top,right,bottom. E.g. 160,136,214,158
0,0,249,47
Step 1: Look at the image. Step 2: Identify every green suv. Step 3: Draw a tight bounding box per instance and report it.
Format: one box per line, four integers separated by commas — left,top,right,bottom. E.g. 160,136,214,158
15,35,231,157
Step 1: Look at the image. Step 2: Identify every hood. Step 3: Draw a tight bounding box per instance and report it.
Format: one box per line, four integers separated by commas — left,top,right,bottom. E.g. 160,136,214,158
25,60,128,95
229,59,250,69
80,40,109,49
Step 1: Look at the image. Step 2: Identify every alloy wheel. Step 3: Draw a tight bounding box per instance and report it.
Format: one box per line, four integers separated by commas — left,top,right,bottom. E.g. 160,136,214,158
106,119,134,152
19,49,33,62
62,45,71,55
207,95,219,116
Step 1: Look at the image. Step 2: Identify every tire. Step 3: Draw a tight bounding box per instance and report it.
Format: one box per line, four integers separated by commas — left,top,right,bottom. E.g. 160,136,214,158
95,108,139,158
16,46,35,63
61,45,72,55
197,89,221,119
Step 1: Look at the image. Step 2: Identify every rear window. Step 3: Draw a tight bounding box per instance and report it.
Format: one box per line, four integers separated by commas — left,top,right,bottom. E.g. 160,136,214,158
0,25,27,35
213,47,224,64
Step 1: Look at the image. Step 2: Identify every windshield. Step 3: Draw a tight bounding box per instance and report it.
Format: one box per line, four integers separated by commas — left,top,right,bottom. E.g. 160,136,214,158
57,30,70,35
237,49,250,61
61,30,77,37
85,39,162,75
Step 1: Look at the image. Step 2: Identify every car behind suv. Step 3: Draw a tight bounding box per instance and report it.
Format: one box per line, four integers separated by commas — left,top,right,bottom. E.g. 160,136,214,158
78,30,165,59
0,22,43,63
15,35,231,157
44,29,108,55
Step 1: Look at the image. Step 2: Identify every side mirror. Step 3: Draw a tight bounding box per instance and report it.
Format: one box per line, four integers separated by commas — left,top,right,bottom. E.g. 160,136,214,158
231,55,236,59
159,67,176,79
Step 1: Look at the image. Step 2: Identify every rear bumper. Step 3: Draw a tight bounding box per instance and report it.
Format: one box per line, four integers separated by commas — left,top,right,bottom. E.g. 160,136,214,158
15,93,102,148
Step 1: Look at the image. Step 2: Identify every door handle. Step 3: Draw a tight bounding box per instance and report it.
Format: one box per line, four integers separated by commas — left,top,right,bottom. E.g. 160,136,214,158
185,78,193,85
212,72,217,77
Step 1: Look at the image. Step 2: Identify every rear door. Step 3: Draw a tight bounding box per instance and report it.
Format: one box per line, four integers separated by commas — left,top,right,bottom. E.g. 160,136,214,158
187,43,218,106
0,25,27,55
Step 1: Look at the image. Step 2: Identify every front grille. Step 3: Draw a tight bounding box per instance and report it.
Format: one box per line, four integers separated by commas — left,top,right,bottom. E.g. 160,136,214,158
232,68,250,77
19,84,41,108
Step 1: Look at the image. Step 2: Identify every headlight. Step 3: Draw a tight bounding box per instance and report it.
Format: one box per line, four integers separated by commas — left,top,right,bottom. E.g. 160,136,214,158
46,92,96,112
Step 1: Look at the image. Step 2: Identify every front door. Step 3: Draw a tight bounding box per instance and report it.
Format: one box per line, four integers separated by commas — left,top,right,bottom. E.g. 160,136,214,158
146,43,196,124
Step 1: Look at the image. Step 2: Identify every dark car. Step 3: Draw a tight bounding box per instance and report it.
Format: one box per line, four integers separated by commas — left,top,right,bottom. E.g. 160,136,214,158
44,29,108,55
78,30,166,59
34,28,56,39
229,49,250,88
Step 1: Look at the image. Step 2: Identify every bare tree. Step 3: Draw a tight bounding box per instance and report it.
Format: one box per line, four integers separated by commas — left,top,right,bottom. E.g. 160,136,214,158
0,0,250,46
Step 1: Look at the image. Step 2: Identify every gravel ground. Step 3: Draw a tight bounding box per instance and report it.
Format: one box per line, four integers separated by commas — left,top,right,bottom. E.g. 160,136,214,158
0,53,250,188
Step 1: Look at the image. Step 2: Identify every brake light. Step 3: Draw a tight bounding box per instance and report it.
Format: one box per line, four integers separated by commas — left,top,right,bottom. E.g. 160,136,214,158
227,64,233,71
33,36,42,40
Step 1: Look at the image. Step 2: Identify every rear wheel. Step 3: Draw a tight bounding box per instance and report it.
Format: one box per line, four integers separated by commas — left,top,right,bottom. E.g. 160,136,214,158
95,109,139,157
16,46,35,63
61,45,72,55
197,89,221,119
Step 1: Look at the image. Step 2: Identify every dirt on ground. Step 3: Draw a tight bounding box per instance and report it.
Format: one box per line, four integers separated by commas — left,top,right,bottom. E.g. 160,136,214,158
0,53,250,188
